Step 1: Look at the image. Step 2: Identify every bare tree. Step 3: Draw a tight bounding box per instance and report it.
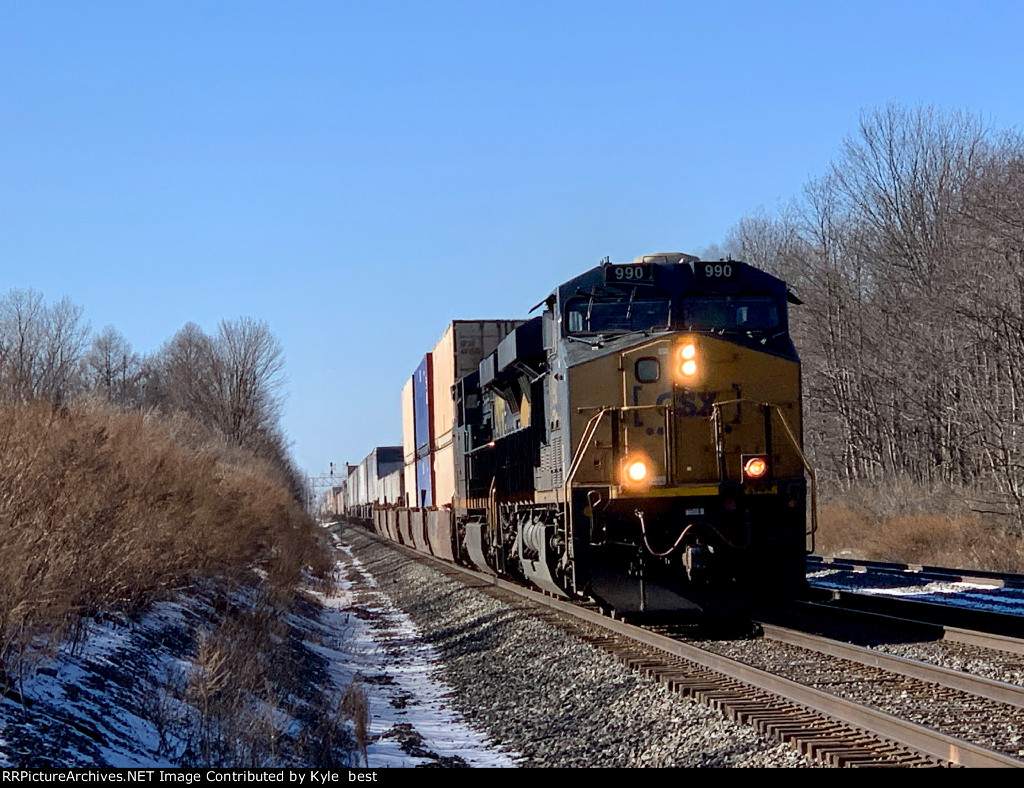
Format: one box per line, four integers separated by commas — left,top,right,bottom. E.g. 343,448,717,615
720,103,1024,531
151,318,287,456
211,317,286,449
0,289,89,405
83,326,143,406
158,321,220,424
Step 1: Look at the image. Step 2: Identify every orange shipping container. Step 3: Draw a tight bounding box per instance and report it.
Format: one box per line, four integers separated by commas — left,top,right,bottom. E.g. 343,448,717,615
430,320,521,452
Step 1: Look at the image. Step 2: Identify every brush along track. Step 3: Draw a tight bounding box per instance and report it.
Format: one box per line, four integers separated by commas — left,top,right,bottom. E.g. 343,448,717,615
356,527,1024,768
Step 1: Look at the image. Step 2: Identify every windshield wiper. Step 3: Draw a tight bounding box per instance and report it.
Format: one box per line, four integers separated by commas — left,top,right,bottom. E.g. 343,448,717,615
565,334,605,349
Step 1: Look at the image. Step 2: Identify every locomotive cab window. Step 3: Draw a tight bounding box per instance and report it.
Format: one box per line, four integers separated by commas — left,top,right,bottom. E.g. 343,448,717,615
682,296,780,331
565,293,671,335
635,357,660,383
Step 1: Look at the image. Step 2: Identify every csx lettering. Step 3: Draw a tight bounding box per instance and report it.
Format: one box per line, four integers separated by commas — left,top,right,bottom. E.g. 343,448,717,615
674,391,717,417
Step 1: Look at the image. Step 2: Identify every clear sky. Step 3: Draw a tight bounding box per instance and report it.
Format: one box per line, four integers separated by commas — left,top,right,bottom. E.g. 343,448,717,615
2,1,1022,481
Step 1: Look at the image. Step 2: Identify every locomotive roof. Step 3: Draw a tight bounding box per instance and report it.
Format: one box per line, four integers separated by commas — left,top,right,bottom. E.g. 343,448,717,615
551,256,791,304
551,255,799,363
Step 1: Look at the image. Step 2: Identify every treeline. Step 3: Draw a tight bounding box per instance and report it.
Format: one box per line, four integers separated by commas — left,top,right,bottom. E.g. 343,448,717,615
0,296,333,680
720,103,1024,533
0,291,303,497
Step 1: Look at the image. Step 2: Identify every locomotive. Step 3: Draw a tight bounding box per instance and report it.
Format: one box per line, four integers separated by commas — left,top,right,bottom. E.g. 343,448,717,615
340,253,814,616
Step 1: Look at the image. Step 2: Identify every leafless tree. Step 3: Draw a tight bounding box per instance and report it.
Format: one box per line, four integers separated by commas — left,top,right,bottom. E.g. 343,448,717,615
210,317,286,449
158,321,221,424
721,103,1024,532
151,318,287,455
83,326,143,406
0,289,89,405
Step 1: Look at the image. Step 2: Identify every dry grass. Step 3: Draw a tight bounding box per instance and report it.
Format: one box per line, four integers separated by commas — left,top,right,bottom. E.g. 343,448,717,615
342,679,369,767
815,480,1024,572
141,589,362,767
0,398,335,675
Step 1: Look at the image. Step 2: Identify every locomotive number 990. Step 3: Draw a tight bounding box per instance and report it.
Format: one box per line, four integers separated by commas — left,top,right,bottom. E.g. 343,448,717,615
697,262,738,281
605,264,655,283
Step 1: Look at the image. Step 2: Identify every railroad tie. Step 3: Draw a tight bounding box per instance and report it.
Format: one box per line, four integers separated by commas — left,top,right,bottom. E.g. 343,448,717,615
798,727,866,758
665,675,719,695
733,704,804,726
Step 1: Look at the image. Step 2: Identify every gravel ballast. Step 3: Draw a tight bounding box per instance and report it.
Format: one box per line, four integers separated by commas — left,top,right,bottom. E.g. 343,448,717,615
338,525,817,768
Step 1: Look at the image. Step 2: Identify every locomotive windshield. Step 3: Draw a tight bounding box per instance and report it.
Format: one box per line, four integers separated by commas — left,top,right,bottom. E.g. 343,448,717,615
565,294,671,335
682,295,780,331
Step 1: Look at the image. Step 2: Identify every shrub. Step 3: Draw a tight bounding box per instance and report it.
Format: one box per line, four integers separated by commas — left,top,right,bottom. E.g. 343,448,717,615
0,398,333,676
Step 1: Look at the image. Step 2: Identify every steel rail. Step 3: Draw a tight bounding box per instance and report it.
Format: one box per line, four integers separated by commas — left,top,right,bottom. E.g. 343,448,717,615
807,555,1024,589
791,598,1024,658
360,529,1023,768
804,585,1024,642
758,621,1024,710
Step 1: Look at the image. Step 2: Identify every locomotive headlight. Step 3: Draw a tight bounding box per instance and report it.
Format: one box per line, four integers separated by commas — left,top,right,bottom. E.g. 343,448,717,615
678,342,697,378
621,453,652,488
626,460,648,482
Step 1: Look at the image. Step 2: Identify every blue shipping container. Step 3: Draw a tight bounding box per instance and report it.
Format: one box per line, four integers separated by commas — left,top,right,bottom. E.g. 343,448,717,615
414,354,432,459
415,454,434,508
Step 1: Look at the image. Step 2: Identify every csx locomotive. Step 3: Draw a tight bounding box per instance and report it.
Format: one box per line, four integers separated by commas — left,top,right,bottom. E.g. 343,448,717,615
342,253,813,616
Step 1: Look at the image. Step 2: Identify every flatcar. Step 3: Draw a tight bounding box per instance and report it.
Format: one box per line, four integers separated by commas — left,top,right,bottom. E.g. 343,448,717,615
344,253,814,617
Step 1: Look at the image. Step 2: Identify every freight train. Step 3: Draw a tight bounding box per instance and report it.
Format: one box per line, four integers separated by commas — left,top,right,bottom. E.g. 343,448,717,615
337,253,814,616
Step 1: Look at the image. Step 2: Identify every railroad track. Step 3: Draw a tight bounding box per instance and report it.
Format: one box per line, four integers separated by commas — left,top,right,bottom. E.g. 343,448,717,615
806,558,1024,640
807,556,1024,589
769,598,1024,657
355,528,1024,768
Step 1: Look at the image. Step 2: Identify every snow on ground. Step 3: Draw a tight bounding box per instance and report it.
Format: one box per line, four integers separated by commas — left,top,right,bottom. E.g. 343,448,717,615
305,537,519,768
808,568,1024,616
0,598,194,767
0,533,519,768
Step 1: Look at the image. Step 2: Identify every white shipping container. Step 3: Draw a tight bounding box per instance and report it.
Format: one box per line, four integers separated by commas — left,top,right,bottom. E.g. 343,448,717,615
380,468,404,507
355,447,404,507
345,464,366,510
401,376,416,466
403,461,417,508
433,442,456,508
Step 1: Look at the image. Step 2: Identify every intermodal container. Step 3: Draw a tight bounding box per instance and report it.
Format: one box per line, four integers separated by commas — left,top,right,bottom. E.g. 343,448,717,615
433,442,456,509
401,377,415,468
380,468,404,508
403,460,416,508
415,454,434,508
430,321,521,455
413,355,433,460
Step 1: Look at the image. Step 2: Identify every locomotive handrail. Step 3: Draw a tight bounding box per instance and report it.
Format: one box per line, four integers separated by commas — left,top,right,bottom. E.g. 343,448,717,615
561,408,610,558
563,404,675,564
771,403,818,549
709,398,818,548
576,403,670,412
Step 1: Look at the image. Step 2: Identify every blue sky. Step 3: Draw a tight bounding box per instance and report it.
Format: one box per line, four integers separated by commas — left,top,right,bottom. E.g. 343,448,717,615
2,1,1022,480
